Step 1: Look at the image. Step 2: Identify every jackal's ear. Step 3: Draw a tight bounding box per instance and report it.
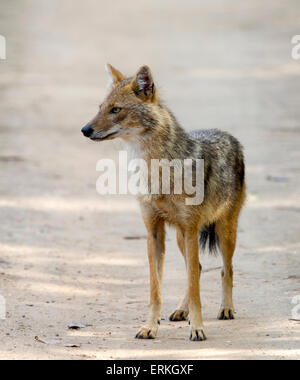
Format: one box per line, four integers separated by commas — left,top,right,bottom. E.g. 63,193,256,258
105,64,125,89
132,66,156,101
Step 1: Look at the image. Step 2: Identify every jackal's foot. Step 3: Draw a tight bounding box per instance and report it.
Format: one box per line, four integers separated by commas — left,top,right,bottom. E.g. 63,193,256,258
135,325,158,340
189,325,207,342
218,306,235,320
169,309,188,322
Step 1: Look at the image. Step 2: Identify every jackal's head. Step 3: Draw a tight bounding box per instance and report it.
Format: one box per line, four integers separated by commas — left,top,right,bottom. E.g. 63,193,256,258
81,64,157,142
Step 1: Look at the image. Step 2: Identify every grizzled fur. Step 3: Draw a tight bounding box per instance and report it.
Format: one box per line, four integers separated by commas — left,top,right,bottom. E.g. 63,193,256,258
188,129,245,253
82,64,246,342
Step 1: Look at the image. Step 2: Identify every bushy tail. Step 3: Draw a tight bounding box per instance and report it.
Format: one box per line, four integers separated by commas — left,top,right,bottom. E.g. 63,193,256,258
199,223,219,255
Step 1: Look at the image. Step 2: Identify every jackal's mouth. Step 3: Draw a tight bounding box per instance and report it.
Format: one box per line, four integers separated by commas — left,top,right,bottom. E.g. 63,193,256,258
90,131,119,141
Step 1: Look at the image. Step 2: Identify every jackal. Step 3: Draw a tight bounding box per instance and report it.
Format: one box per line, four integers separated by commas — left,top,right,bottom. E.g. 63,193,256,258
81,64,246,341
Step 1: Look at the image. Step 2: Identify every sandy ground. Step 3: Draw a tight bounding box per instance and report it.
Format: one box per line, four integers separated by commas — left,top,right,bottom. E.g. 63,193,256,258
0,0,300,360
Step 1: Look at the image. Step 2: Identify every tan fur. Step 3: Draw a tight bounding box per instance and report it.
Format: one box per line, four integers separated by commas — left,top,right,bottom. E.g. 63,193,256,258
82,65,246,341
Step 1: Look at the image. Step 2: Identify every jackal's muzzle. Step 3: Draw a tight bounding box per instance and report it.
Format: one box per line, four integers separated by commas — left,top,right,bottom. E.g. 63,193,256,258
81,125,94,138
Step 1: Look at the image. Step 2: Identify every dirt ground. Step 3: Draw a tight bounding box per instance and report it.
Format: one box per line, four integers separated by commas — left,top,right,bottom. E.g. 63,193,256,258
0,0,300,360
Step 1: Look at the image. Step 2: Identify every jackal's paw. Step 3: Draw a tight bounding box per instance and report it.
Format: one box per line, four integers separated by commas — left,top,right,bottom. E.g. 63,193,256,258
189,326,207,342
218,306,235,320
169,309,188,322
135,325,158,340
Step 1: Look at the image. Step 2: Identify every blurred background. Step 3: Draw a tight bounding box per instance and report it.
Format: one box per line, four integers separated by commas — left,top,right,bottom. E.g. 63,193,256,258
0,0,299,359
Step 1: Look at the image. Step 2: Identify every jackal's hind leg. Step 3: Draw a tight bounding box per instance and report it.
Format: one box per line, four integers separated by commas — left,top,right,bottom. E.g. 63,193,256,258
216,216,237,320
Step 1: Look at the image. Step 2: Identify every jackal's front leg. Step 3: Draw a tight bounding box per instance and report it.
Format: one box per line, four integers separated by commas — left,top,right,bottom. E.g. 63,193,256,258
185,229,206,341
169,228,189,321
136,219,165,339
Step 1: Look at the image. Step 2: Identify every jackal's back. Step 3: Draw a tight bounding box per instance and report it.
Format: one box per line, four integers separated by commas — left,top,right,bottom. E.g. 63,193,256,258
189,128,245,207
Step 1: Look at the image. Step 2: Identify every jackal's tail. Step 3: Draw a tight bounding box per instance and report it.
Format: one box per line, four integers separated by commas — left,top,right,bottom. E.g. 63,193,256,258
199,223,219,255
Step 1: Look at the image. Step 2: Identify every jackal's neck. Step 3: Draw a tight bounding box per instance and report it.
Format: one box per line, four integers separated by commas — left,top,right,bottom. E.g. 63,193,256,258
135,102,197,162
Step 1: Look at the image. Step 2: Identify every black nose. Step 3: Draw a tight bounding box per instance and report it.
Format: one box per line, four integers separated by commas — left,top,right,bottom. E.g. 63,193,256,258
81,125,94,137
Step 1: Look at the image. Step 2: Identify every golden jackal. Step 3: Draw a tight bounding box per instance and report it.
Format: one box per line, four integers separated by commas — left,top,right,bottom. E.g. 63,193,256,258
81,64,246,341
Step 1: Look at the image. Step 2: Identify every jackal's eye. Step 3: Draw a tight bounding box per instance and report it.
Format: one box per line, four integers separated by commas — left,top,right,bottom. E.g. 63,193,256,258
109,107,122,114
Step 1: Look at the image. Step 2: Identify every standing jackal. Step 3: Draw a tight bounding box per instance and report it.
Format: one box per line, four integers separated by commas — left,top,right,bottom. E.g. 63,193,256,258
81,64,246,341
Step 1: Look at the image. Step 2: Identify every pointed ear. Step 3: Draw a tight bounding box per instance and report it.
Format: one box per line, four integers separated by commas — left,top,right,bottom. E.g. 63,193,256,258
105,64,125,89
132,65,156,101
